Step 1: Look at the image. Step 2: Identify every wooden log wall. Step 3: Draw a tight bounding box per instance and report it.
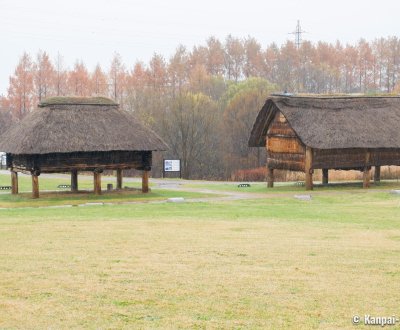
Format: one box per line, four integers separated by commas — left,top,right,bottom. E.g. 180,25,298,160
370,149,400,166
10,151,152,173
313,148,400,170
266,111,305,171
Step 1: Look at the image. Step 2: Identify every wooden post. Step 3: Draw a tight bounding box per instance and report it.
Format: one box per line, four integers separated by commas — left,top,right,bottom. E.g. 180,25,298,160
363,167,371,188
322,169,329,185
267,167,274,188
363,151,371,189
32,173,39,199
305,146,313,190
71,170,78,192
374,166,381,183
142,170,149,193
116,168,123,190
11,171,18,194
94,171,102,195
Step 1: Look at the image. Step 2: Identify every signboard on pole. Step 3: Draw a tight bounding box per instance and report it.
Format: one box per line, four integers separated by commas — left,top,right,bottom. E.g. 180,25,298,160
163,159,181,178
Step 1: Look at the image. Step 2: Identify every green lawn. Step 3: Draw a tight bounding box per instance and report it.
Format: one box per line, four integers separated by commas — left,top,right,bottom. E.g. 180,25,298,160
0,172,146,192
0,180,400,329
0,174,216,207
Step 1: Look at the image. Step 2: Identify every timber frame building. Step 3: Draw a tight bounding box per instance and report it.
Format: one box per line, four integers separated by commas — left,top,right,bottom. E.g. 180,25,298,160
249,95,400,190
0,97,167,198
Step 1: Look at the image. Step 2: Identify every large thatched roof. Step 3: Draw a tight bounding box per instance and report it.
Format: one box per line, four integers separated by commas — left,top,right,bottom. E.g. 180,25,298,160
0,97,168,154
249,95,400,149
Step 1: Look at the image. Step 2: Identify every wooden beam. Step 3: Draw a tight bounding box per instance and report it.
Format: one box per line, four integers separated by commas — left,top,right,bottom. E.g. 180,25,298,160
374,166,381,183
116,168,123,190
267,167,274,188
71,170,78,192
94,171,102,195
32,173,39,199
142,170,149,193
11,171,18,194
322,169,329,185
363,151,371,189
305,146,313,190
363,167,371,188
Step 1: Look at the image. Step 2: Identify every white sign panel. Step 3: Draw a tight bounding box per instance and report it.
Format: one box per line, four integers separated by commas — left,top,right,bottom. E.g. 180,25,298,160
164,159,181,172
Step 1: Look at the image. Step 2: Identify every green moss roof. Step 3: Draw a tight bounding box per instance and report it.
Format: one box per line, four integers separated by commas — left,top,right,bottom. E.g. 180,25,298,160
38,96,118,107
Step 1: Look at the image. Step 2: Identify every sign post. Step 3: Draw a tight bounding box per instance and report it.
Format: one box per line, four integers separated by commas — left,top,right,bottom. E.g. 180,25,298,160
163,159,181,178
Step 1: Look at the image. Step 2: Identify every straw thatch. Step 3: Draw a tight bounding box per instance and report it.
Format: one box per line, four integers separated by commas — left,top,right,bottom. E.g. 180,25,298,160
0,97,168,154
249,95,400,149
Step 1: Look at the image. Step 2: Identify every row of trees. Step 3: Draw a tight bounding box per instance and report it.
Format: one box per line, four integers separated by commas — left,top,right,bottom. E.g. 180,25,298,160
1,35,400,179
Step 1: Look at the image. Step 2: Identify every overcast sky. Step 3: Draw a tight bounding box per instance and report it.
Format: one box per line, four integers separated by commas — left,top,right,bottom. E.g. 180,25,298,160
1,0,399,95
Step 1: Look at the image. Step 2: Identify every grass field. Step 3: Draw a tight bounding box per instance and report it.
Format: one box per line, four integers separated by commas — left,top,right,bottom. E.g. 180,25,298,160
0,174,400,329
0,174,217,207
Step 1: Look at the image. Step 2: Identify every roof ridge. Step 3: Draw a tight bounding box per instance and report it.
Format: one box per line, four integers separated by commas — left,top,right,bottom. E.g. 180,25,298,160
38,96,118,107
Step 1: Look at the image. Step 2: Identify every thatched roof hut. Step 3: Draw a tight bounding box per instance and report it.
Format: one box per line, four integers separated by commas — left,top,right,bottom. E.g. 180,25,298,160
249,95,400,190
0,96,166,154
0,97,168,198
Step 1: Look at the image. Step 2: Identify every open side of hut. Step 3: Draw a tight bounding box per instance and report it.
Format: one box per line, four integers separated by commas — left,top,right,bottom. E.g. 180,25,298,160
248,95,400,190
0,97,168,198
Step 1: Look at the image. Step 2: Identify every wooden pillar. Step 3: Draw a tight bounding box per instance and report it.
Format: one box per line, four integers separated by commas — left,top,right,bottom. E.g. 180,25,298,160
32,173,39,199
363,150,371,189
305,146,313,190
142,170,149,193
374,166,381,183
11,171,18,195
94,171,102,195
363,167,371,188
267,167,274,188
322,169,329,185
71,170,78,192
116,168,123,190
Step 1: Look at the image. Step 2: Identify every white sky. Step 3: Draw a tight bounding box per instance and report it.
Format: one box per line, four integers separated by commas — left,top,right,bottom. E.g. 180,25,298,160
1,0,399,95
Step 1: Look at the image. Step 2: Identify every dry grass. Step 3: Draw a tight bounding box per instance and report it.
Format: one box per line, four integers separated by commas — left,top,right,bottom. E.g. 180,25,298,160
231,166,400,183
276,166,400,182
0,191,400,329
